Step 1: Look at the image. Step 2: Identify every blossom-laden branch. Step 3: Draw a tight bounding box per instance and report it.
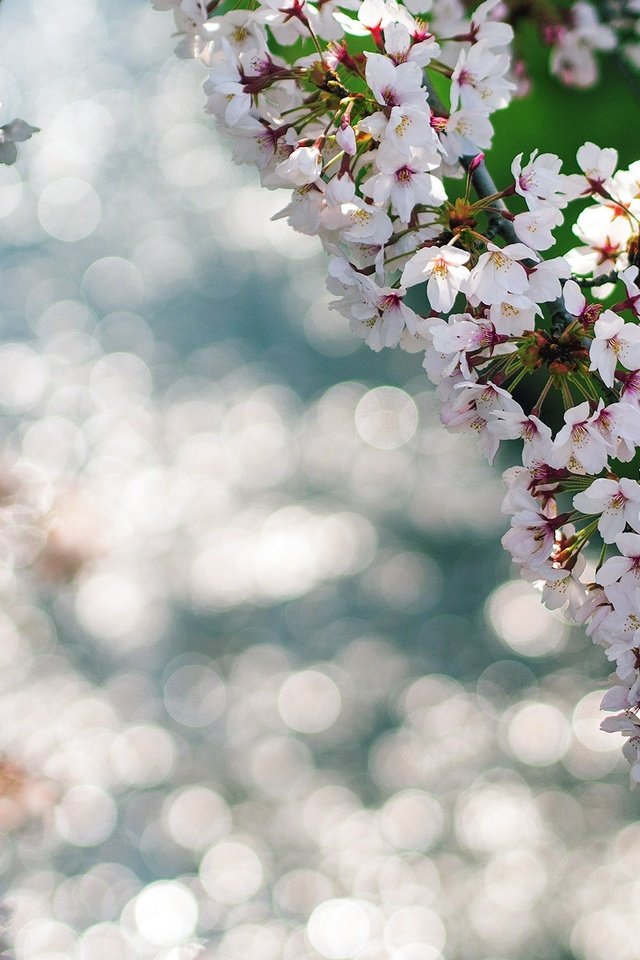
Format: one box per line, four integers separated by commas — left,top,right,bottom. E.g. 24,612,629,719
155,0,640,786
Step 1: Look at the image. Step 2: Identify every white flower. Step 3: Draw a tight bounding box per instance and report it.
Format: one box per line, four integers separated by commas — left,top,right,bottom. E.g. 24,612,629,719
204,43,253,125
526,257,570,302
400,244,470,312
589,309,640,387
469,0,513,47
564,141,618,198
439,110,494,161
365,53,427,109
429,313,504,380
600,580,640,653
349,278,419,351
490,407,554,467
552,401,610,474
502,503,559,568
443,381,520,463
562,278,587,317
382,105,441,158
466,242,536,306
326,198,393,244
573,478,640,543
621,265,640,317
512,207,562,251
489,296,540,336
383,21,439,67
450,40,514,112
523,553,587,614
275,144,323,186
550,2,615,89
511,150,567,210
272,184,325,235
590,400,640,462
361,143,445,222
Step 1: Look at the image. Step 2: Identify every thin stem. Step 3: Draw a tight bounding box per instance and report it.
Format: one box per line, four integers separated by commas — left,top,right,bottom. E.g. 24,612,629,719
560,377,574,409
532,376,554,415
505,366,529,392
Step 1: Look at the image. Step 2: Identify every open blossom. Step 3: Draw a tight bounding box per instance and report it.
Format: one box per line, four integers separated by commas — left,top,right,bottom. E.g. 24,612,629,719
442,380,520,463
599,580,640,654
512,207,563,251
490,407,554,467
549,1,616,88
512,150,567,210
564,141,618,197
573,478,640,543
401,244,470,312
381,104,441,156
466,242,536,305
450,40,514,111
552,402,610,474
361,143,445,222
365,53,427,109
383,21,440,66
502,497,560,568
589,310,640,387
429,314,506,380
590,400,640,461
439,110,494,161
523,552,587,614
326,198,393,244
350,279,419,351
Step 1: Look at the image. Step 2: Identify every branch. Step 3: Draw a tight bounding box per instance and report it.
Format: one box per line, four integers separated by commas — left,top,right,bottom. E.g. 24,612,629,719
572,270,619,287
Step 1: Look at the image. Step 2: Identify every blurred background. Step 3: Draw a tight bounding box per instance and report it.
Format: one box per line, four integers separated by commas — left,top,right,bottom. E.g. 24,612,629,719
0,1,639,958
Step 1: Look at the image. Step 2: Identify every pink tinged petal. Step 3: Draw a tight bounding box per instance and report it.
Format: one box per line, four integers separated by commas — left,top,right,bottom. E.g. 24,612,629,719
428,271,455,312
616,532,640,555
600,685,632,710
596,555,635,586
564,401,591,427
594,311,624,340
620,326,640,369
392,182,415,223
336,124,356,155
598,506,627,544
589,339,617,387
624,505,640,534
600,714,633,733
577,477,619,506
563,278,586,316
400,250,430,288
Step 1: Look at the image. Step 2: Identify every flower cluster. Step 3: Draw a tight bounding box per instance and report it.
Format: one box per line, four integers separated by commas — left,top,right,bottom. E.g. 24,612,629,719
154,0,640,783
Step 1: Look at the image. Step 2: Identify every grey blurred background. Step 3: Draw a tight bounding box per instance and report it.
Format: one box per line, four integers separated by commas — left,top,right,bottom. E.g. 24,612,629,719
0,1,637,959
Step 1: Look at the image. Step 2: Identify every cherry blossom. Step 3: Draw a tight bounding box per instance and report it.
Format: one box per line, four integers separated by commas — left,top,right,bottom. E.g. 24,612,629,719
589,310,640,387
573,478,640,543
401,245,471,312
